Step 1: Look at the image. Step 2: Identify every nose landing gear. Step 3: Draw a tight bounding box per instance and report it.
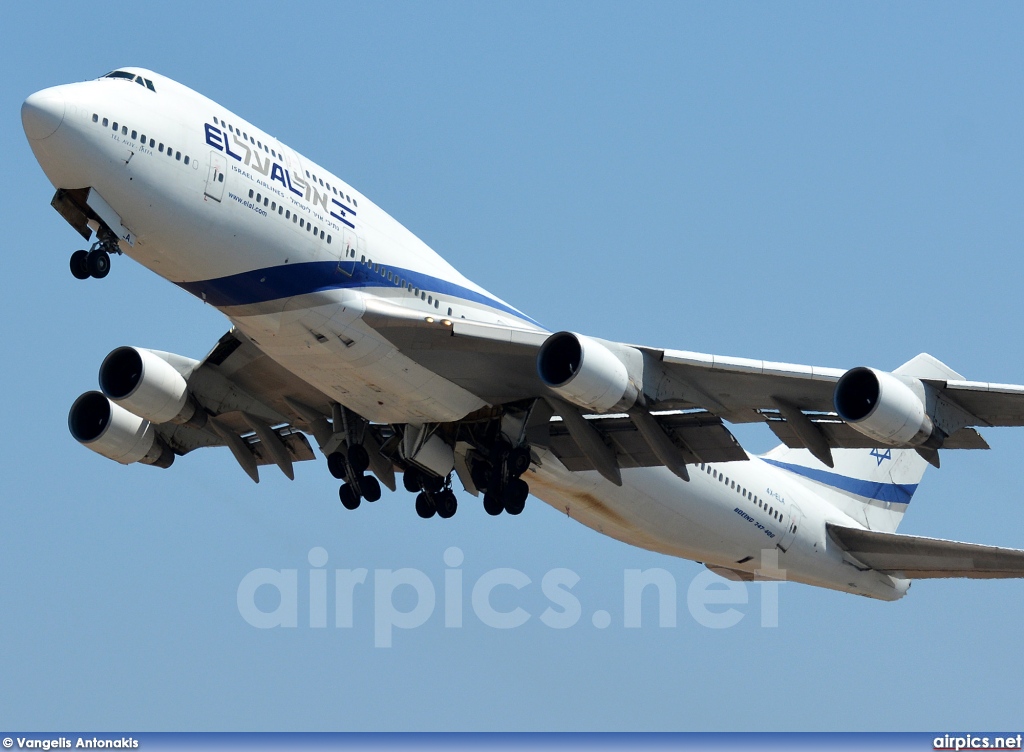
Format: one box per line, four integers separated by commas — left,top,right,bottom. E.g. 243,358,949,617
69,234,119,280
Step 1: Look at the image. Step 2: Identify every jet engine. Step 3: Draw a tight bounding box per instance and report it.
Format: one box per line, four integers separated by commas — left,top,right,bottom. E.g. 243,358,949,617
537,331,640,413
68,391,174,467
99,346,199,425
833,367,938,446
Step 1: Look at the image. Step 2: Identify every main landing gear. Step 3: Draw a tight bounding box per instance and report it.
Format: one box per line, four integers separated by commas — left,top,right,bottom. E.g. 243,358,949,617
329,444,381,510
404,467,458,520
471,443,531,516
70,235,119,280
324,427,533,521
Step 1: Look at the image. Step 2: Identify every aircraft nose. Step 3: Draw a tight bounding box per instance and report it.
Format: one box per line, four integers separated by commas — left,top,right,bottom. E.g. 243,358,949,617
22,87,66,141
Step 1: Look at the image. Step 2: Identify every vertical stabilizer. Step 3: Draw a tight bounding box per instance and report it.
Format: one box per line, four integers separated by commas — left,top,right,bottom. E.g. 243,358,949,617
761,444,928,533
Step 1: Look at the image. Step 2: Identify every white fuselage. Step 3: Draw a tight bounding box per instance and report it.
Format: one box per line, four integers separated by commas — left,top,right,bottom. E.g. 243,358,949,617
24,69,909,601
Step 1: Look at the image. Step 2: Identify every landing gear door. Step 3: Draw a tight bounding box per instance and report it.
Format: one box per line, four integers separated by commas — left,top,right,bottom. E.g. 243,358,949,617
205,152,226,202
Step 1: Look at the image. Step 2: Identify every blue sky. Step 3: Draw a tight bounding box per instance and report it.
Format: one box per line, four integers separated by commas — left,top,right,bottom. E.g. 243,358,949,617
3,0,1024,731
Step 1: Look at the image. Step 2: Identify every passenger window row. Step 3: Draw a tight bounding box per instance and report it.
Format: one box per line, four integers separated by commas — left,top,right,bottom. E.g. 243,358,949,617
211,117,359,210
358,255,442,310
213,116,281,161
305,169,357,207
91,113,193,166
247,189,333,244
699,463,788,525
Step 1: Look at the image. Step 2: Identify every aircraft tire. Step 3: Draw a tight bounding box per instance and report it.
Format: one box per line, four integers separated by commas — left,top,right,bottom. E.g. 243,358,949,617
339,483,361,510
483,493,503,516
403,467,422,493
436,490,458,519
70,250,90,280
503,478,528,515
360,475,382,502
87,249,110,279
508,446,531,477
348,444,370,474
327,452,348,480
415,492,435,519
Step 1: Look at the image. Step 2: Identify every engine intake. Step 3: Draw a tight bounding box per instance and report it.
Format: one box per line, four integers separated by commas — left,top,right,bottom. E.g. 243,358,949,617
537,331,639,413
834,367,937,446
69,391,174,467
99,346,198,425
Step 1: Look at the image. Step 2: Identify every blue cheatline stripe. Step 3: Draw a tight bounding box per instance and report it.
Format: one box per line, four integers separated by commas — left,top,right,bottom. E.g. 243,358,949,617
762,458,917,505
175,260,542,327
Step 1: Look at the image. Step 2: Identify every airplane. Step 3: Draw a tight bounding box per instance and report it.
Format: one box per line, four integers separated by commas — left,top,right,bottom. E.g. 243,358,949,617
21,67,1024,602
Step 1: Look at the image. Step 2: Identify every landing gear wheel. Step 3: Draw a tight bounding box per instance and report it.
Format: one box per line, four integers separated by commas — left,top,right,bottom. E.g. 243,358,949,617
471,462,492,491
415,492,436,519
347,444,370,474
422,474,444,494
87,249,110,279
339,483,361,510
402,467,422,493
436,490,458,519
508,446,531,477
503,478,528,516
359,475,382,502
70,250,90,280
327,451,348,480
483,492,503,516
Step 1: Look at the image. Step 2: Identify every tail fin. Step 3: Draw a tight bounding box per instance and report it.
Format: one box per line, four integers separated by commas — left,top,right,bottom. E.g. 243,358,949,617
761,444,928,533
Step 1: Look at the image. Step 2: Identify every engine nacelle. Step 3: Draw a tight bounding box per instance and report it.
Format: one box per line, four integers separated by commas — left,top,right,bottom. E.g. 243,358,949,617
537,332,640,413
834,367,936,446
69,391,174,468
99,346,197,425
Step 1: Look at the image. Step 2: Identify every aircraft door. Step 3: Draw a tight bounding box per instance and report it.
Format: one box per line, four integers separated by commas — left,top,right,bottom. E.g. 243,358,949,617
204,152,227,202
777,503,804,552
334,227,358,277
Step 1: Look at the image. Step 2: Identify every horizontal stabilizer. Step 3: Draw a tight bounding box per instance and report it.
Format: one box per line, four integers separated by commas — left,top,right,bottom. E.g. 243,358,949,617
827,524,1024,579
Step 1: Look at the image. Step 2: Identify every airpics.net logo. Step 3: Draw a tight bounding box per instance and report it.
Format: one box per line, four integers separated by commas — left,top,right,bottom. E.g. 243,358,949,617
934,735,1023,750
236,547,787,647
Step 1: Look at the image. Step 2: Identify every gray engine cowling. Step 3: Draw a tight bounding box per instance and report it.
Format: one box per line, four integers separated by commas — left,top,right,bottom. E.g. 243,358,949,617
537,331,640,413
99,346,200,425
69,391,174,468
834,367,938,446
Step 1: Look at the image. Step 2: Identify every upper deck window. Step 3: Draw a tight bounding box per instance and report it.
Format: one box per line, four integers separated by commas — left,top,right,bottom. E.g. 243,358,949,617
102,70,156,92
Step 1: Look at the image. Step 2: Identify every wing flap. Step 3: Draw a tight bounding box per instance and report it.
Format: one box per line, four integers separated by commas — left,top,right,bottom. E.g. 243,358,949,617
544,411,746,472
827,523,1024,579
765,414,990,450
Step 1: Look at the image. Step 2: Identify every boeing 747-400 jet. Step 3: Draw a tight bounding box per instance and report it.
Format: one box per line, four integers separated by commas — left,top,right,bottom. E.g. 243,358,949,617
22,68,1024,600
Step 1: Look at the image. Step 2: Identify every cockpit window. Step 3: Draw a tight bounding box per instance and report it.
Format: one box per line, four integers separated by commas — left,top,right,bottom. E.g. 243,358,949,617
101,71,156,92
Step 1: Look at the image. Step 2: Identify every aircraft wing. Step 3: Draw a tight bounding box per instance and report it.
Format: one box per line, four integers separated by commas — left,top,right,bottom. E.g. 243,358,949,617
827,524,1024,579
146,331,327,481
363,305,1024,469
